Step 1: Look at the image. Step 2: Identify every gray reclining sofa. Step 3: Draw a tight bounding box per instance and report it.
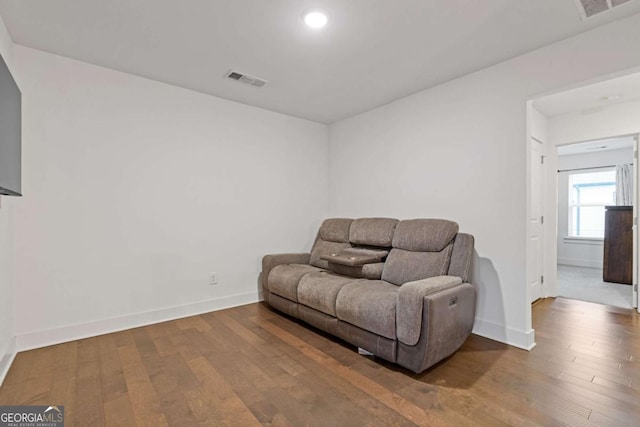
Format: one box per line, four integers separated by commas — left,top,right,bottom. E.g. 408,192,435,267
261,218,476,373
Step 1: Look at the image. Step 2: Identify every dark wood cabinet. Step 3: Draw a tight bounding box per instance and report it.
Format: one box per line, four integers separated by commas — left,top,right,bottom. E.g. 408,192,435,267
603,206,633,285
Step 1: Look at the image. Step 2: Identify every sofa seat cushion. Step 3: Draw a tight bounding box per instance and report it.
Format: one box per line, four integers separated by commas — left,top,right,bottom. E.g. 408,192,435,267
298,272,364,317
335,280,399,340
268,264,324,302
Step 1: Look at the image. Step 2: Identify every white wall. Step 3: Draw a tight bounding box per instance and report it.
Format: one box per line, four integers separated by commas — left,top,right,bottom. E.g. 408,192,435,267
556,149,633,268
0,13,16,384
328,13,640,349
11,46,329,349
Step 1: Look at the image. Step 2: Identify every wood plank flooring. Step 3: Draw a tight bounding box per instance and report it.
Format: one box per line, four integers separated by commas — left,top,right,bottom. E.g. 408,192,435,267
1,297,638,426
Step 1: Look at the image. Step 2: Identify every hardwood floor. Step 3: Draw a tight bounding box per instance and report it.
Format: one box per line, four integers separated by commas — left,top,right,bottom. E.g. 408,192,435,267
1,297,638,426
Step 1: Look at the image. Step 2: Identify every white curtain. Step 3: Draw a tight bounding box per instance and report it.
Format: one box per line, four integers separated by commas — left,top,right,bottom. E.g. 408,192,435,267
616,164,632,206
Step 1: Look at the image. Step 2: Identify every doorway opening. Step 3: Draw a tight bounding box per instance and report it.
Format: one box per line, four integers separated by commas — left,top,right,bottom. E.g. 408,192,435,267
555,136,636,309
528,69,640,315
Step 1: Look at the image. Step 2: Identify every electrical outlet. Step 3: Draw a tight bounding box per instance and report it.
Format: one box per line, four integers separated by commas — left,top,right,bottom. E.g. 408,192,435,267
209,272,218,285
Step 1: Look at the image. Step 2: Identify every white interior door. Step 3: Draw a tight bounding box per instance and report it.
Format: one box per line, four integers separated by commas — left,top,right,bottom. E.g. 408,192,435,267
529,138,544,302
634,135,638,311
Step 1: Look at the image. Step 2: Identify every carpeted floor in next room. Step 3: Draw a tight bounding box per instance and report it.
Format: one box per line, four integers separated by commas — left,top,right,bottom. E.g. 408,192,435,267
557,264,633,309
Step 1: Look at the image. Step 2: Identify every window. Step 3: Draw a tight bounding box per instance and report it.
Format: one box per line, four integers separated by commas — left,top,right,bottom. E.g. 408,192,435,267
568,170,616,238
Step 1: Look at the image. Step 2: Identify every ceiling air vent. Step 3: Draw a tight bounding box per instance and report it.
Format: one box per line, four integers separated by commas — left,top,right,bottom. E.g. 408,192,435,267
574,0,633,19
224,70,267,88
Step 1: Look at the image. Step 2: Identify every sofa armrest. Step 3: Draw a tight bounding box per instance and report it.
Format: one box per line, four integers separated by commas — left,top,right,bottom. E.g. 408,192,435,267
396,275,463,346
261,253,311,290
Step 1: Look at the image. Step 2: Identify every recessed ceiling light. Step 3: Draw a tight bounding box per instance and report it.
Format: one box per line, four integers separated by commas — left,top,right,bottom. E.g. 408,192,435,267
303,9,328,29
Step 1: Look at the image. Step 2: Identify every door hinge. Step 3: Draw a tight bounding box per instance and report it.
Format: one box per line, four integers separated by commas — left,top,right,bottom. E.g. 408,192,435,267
541,155,545,164
541,275,544,284
635,217,638,226
541,216,544,225
635,283,638,292
635,150,638,159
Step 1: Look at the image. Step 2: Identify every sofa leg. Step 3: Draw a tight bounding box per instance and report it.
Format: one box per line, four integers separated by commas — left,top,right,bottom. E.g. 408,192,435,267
357,347,374,356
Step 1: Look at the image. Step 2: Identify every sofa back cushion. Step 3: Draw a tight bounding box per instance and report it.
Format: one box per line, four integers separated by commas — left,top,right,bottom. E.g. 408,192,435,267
391,219,458,252
382,247,454,285
309,218,353,269
448,233,474,282
382,219,458,286
319,218,353,242
349,218,398,247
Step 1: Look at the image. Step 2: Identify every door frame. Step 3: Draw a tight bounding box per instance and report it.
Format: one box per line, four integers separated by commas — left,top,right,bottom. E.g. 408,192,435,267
633,135,639,310
526,104,550,306
528,136,545,303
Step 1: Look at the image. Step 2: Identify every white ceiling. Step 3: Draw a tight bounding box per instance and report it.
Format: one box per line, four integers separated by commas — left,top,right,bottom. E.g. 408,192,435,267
1,0,640,123
534,71,640,117
557,136,635,156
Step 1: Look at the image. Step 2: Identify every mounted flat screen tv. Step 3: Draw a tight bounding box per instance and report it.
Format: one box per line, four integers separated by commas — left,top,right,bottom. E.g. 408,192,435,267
0,52,21,196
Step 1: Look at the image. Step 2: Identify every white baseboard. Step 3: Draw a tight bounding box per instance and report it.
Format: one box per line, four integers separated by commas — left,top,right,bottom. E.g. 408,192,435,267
16,291,259,352
472,318,536,350
557,258,602,269
0,336,17,386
